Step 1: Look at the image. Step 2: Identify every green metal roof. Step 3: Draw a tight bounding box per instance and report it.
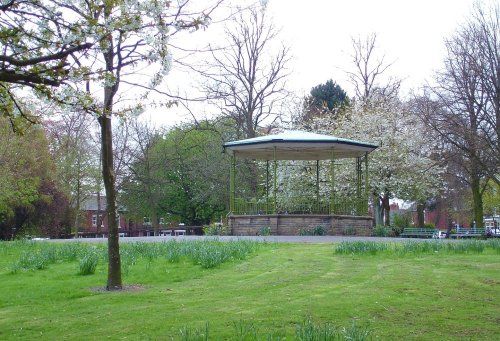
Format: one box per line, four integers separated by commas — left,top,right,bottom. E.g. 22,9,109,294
223,131,378,160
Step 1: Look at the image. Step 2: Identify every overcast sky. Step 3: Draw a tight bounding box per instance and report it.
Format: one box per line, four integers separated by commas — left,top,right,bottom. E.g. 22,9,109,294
266,0,478,95
145,0,485,127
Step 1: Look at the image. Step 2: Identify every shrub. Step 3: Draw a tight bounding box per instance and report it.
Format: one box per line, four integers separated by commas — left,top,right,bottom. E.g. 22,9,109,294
298,227,310,236
373,225,389,237
203,223,229,236
258,226,271,236
389,225,403,237
298,226,326,236
392,212,412,227
342,227,356,236
312,225,326,236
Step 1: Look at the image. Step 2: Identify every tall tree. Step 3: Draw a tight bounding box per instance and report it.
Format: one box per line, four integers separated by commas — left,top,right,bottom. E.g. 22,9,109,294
1,0,223,290
44,109,100,235
200,4,290,139
0,117,70,239
346,33,400,106
333,99,444,227
310,79,349,111
471,2,500,185
298,80,349,128
344,33,401,225
120,119,164,235
121,121,230,226
419,2,499,228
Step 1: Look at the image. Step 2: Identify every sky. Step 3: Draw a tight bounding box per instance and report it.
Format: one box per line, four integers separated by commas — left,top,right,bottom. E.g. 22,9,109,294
145,0,483,127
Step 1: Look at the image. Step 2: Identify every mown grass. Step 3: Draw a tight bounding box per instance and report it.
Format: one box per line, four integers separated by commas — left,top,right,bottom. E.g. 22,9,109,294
0,239,499,340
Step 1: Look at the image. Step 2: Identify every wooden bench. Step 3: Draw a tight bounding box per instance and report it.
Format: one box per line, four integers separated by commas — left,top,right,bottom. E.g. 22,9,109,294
174,229,186,236
450,228,486,239
400,228,439,239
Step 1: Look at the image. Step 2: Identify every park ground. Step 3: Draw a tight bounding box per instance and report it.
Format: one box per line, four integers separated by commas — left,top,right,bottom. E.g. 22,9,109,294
0,238,499,340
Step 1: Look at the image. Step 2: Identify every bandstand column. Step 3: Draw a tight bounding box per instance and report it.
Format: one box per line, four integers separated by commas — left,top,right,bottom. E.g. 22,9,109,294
330,149,335,214
266,160,269,214
273,146,277,214
356,157,362,213
230,154,235,213
364,152,369,214
316,160,320,210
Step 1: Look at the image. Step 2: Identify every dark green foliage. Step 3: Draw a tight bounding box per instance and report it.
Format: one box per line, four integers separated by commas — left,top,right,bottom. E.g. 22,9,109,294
342,227,356,236
392,213,411,228
258,226,272,236
313,226,326,236
372,225,390,237
121,121,232,226
0,118,72,240
299,80,350,126
298,226,327,236
391,213,412,236
310,80,349,111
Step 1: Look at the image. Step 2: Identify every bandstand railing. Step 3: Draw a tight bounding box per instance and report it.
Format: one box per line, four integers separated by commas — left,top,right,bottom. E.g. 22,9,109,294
232,196,368,216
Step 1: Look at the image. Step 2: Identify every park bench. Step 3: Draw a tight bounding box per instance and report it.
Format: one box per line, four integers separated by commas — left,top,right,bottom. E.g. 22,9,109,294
174,229,186,236
400,228,439,239
450,228,486,239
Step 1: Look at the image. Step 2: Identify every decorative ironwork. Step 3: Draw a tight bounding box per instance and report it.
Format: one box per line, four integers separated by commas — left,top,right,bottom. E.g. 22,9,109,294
232,196,368,216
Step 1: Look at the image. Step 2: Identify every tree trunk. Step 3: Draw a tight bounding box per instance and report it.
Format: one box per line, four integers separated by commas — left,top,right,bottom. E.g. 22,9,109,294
96,191,101,234
416,201,425,227
381,192,390,226
101,8,122,290
471,174,484,228
99,115,122,290
373,194,383,226
74,177,81,238
151,203,159,236
445,213,453,238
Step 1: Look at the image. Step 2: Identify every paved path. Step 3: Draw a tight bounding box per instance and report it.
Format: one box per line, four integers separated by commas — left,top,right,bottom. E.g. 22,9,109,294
48,235,459,243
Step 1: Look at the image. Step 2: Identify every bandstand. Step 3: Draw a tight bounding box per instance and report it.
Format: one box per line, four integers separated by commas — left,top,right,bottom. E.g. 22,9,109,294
223,131,378,235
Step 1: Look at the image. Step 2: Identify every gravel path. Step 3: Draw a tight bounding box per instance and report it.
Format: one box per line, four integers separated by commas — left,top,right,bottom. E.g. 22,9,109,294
47,235,458,243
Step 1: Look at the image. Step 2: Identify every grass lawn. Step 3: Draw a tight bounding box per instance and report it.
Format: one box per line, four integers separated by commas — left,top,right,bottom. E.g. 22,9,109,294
0,239,499,340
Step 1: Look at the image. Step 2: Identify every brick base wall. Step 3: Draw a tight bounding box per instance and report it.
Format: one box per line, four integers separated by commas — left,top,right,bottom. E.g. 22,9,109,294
229,214,373,236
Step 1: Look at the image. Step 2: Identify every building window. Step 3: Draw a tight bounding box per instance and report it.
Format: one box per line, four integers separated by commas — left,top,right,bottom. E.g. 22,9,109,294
92,214,104,227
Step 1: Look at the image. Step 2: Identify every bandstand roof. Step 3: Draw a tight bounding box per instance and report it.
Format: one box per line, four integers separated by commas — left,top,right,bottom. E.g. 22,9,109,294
223,130,378,160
